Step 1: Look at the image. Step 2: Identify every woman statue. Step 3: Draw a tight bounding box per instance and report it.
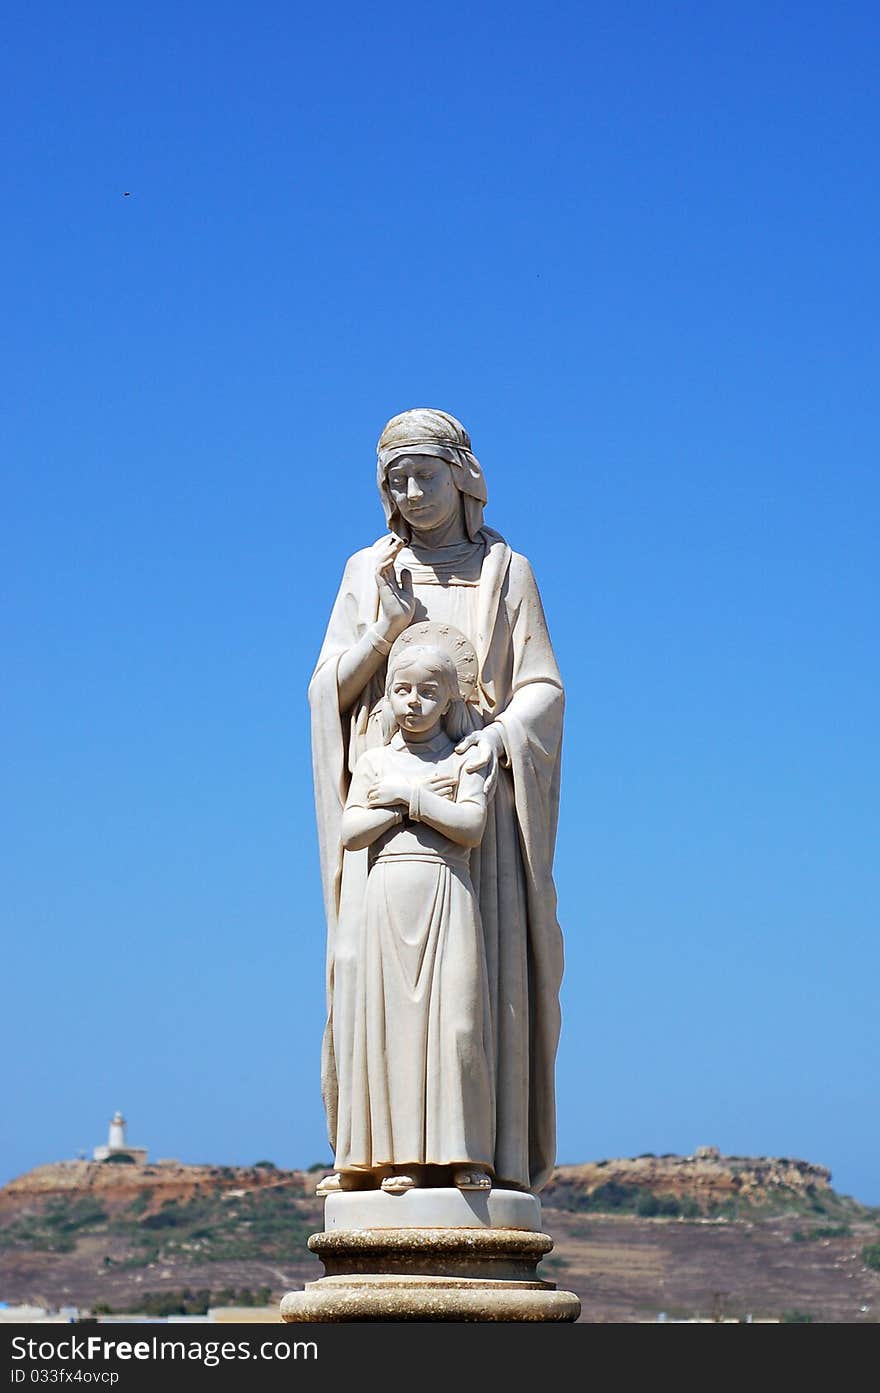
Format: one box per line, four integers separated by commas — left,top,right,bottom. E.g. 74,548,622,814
309,408,565,1195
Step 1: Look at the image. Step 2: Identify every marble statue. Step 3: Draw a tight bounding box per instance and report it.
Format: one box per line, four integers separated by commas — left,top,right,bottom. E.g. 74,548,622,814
308,408,565,1198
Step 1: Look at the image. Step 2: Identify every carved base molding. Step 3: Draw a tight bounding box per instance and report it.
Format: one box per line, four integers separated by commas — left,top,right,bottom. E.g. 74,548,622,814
280,1225,581,1322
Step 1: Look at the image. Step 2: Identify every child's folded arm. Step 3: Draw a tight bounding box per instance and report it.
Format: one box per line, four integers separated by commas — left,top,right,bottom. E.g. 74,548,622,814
341,803,401,851
412,785,487,848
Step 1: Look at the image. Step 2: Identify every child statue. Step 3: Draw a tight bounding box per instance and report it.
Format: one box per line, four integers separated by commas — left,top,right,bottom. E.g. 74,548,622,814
319,624,496,1195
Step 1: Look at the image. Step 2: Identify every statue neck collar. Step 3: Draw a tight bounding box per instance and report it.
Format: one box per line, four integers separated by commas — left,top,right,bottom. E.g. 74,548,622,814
390,729,453,756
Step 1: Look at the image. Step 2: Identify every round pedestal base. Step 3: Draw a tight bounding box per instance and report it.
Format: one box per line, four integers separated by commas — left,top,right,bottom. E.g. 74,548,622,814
323,1186,541,1232
281,1219,581,1323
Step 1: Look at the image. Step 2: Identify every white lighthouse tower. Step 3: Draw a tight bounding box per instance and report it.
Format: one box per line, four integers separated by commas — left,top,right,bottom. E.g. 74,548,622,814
93,1110,148,1164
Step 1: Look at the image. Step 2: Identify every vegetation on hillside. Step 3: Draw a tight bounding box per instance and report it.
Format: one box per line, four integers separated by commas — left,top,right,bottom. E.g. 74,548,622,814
544,1176,873,1222
862,1242,880,1272
0,1184,311,1267
93,1287,273,1317
0,1198,110,1253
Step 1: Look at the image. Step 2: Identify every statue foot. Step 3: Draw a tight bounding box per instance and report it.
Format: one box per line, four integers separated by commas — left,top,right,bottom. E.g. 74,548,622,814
315,1170,370,1196
453,1167,492,1191
315,1172,343,1196
380,1173,417,1194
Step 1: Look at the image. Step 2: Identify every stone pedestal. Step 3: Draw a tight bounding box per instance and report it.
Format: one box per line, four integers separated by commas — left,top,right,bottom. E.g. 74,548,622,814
280,1189,581,1323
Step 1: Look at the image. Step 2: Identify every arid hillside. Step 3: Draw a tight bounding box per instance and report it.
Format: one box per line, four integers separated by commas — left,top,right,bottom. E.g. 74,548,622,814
1,1150,878,1322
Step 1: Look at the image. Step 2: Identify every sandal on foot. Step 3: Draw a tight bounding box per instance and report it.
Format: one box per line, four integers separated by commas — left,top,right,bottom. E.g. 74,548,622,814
380,1173,417,1194
315,1171,368,1196
315,1172,343,1196
453,1167,492,1191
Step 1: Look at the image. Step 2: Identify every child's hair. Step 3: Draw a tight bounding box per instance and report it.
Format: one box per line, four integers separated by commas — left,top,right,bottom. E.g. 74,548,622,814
377,644,471,743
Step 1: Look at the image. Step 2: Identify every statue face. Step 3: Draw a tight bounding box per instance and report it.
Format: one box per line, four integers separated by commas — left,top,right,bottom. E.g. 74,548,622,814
388,657,450,735
385,454,460,533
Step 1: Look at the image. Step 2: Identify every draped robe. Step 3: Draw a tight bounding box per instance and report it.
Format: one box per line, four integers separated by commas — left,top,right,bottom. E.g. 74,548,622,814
308,525,564,1191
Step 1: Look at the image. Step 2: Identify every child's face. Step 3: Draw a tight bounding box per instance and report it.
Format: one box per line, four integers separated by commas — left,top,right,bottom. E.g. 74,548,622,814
388,657,450,735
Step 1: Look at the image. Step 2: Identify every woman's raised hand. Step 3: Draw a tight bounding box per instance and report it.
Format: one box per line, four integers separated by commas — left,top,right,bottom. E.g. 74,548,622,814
375,535,416,639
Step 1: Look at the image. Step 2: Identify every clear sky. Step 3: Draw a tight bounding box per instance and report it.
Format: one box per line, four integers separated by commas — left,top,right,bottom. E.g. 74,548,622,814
2,2,878,1205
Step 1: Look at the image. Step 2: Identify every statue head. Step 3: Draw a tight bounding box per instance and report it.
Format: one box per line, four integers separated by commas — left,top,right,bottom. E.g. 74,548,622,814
378,642,471,744
376,408,487,541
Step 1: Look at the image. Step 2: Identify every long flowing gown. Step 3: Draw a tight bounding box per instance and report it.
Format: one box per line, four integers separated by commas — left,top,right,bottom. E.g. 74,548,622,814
339,734,494,1172
309,528,564,1192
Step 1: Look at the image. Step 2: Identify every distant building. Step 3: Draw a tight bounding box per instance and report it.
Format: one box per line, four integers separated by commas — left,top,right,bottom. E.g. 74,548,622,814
93,1110,148,1165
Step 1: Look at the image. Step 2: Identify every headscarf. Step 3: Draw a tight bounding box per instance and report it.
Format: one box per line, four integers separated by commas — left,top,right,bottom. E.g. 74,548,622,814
376,407,487,541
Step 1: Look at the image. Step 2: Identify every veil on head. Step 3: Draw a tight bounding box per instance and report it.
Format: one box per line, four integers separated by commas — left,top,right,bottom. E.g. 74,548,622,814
376,407,488,541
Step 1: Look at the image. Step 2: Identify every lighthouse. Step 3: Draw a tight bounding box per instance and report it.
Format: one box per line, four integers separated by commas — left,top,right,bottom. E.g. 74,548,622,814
93,1110,148,1164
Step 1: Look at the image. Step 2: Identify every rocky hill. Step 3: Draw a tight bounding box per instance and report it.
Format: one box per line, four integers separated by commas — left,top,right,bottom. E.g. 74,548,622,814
1,1150,877,1322
0,1158,293,1208
542,1145,834,1216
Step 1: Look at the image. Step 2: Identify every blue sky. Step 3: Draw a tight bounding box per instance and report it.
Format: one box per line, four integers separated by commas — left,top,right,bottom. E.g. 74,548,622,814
2,2,878,1205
